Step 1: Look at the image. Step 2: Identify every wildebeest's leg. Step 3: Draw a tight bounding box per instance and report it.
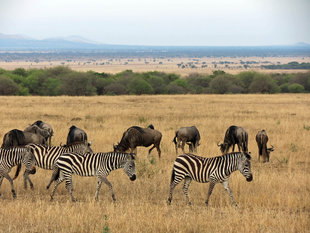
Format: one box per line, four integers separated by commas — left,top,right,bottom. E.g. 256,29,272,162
237,143,241,152
181,141,186,154
50,176,64,201
1,172,17,199
222,180,237,206
0,176,3,197
149,144,161,158
101,177,116,201
205,181,216,206
182,177,192,205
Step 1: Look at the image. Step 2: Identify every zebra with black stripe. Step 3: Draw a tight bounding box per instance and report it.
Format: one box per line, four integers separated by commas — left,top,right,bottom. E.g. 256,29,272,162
47,152,136,202
0,147,35,199
23,142,93,189
167,152,253,206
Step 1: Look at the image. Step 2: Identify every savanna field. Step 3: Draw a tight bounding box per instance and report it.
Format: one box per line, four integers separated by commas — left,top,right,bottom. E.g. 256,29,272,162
0,94,309,233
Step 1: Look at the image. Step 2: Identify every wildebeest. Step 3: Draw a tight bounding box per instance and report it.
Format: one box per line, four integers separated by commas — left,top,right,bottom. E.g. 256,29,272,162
114,124,162,158
217,125,248,154
1,128,47,148
30,120,54,146
173,126,201,155
256,129,274,162
1,129,25,148
66,125,88,145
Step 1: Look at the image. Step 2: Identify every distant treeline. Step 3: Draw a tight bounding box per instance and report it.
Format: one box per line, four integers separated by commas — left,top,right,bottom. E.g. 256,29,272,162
262,62,310,70
0,66,309,95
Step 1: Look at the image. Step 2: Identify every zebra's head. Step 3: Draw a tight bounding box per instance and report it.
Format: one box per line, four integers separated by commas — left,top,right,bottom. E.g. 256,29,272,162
123,153,136,181
238,152,253,182
73,141,93,154
22,147,37,174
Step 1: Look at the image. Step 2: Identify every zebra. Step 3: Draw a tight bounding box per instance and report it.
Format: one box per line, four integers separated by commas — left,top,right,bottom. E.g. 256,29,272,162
167,152,253,206
46,152,136,202
22,142,93,189
0,147,36,199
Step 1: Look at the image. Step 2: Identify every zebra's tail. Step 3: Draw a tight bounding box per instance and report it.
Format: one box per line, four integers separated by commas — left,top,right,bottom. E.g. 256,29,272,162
170,167,176,184
12,163,22,180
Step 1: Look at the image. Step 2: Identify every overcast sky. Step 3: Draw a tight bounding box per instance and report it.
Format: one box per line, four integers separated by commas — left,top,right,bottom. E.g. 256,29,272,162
0,0,309,46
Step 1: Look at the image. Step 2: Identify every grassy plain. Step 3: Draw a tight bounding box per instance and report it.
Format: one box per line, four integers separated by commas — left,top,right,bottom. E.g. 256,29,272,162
0,94,309,233
0,56,309,75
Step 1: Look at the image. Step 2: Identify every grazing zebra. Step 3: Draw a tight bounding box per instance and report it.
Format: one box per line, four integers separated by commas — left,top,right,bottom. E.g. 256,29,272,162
22,142,93,189
0,147,35,199
167,152,253,206
47,152,136,202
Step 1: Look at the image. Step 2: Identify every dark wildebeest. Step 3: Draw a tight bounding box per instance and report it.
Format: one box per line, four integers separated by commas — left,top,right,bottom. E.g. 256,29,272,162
114,124,162,158
256,129,274,163
173,126,201,155
217,125,248,154
31,120,54,146
1,128,47,148
1,129,25,148
66,126,88,145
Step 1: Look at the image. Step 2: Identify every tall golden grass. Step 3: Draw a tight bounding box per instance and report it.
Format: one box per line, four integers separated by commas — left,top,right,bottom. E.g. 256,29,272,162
0,94,309,233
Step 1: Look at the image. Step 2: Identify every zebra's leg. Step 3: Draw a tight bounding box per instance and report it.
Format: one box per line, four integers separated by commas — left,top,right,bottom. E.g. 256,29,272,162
50,176,64,201
1,172,17,199
167,172,183,205
95,176,103,201
64,174,76,202
222,180,237,206
205,182,216,206
23,170,34,190
101,177,116,202
182,177,192,205
46,165,59,189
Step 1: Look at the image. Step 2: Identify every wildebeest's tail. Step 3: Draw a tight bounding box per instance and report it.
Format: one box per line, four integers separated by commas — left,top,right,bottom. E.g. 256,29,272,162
173,131,178,145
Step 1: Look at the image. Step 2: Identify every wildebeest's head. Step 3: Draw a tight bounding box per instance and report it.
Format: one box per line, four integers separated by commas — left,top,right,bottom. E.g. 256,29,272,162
217,142,228,154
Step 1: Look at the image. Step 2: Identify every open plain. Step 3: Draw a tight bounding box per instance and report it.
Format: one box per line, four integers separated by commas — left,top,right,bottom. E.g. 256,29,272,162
0,56,309,75
0,94,309,233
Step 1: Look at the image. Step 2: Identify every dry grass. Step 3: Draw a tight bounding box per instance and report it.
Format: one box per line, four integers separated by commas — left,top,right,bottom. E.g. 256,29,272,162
1,56,309,75
0,94,309,233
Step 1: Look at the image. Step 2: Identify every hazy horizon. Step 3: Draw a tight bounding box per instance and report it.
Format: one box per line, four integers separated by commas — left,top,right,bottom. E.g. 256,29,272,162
1,0,310,46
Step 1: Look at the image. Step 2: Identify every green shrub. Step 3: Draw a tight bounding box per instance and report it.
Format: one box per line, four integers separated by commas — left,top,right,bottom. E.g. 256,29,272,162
288,83,305,93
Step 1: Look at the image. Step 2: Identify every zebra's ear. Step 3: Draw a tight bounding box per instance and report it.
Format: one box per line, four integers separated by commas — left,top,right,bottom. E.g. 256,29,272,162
130,153,136,160
245,152,251,160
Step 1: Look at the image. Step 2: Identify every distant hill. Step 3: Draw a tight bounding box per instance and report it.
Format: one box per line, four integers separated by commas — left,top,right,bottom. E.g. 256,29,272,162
1,33,310,57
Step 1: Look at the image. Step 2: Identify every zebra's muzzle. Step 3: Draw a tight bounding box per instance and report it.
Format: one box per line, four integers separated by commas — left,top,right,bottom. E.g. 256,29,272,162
130,174,136,181
246,174,253,182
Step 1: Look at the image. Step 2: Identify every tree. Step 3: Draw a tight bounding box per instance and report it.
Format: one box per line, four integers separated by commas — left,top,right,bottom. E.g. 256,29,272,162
0,75,19,95
61,72,97,96
127,77,153,95
249,73,280,93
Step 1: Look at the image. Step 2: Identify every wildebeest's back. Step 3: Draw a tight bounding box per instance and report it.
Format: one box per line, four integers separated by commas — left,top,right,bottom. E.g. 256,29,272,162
1,129,26,148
